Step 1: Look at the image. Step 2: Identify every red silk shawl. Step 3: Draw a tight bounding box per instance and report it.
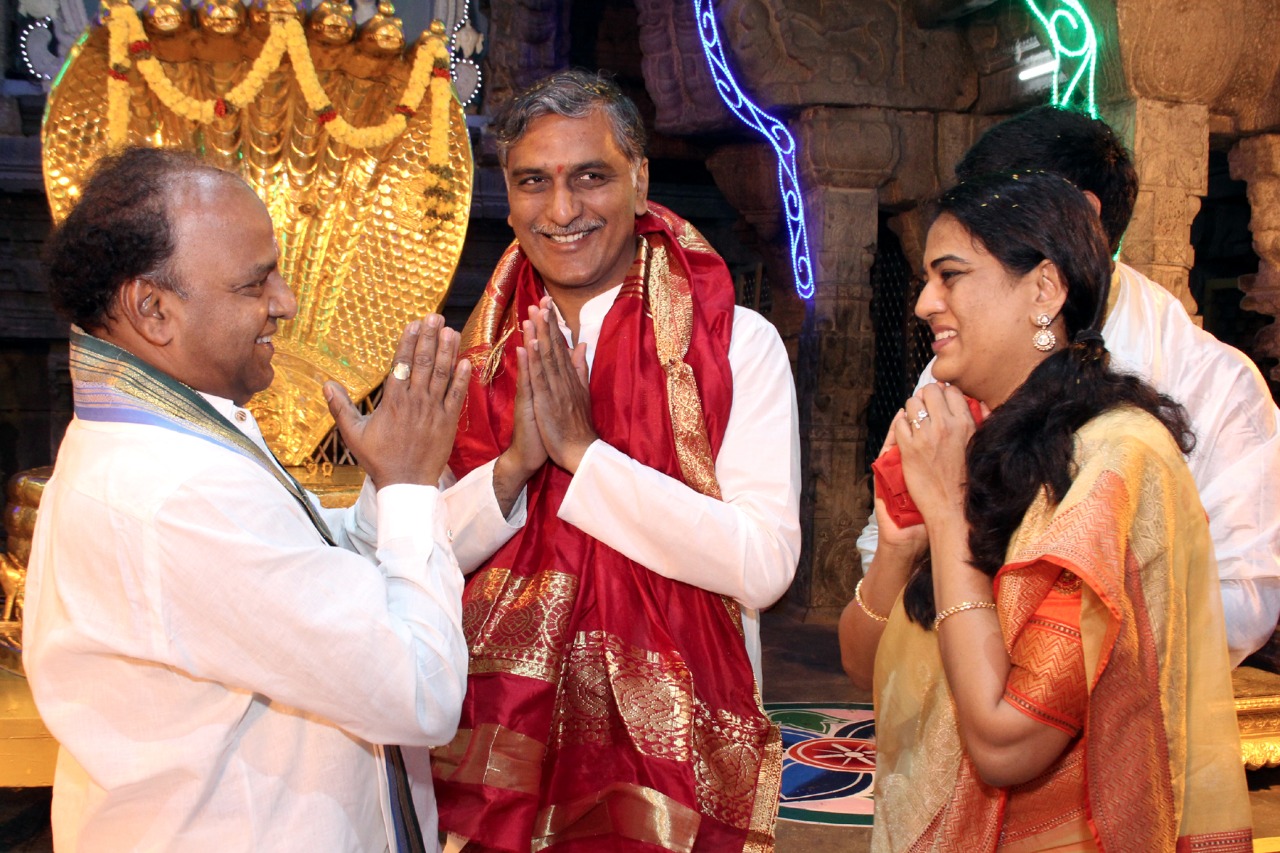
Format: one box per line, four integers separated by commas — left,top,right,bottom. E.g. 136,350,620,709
432,204,781,852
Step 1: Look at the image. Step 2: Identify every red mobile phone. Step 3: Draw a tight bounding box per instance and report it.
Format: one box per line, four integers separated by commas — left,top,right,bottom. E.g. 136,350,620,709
870,396,984,528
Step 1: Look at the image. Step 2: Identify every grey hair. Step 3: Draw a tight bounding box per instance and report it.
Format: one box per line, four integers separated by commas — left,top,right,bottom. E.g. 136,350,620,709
493,70,647,167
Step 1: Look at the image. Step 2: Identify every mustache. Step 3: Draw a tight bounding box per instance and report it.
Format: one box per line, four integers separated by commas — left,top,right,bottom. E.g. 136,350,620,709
531,219,604,237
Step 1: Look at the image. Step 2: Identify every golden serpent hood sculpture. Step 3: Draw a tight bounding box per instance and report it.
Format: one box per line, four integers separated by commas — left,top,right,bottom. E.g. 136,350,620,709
42,0,473,464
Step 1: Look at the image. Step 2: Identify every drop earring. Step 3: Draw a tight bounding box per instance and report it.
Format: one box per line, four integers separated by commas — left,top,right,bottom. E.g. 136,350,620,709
1032,313,1057,352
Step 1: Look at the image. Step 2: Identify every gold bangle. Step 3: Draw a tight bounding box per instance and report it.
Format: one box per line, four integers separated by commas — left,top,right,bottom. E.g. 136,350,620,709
854,577,890,623
933,600,997,631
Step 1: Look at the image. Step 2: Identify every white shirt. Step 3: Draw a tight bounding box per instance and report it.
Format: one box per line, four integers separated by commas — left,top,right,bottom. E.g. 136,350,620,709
23,394,468,851
442,284,802,683
858,263,1280,666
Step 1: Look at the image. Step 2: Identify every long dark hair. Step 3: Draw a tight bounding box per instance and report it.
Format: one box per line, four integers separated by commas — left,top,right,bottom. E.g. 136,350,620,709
902,172,1194,628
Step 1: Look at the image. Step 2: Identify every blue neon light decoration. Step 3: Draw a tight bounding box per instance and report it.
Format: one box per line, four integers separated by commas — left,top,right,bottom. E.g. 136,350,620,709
692,0,814,300
1024,0,1099,118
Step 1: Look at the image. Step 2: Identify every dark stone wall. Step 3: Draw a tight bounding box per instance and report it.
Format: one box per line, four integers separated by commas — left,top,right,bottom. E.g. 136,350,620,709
0,151,69,552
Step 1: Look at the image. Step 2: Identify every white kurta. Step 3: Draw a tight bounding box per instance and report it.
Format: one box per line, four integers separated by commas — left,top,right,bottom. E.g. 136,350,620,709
23,393,468,851
859,262,1280,666
442,284,803,684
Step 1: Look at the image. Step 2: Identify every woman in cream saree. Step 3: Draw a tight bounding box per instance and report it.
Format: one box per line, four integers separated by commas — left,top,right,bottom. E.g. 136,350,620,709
841,172,1252,851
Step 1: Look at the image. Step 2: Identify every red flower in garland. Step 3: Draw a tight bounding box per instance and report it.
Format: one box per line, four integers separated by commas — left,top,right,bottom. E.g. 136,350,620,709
107,66,129,82
214,98,229,118
394,105,415,118
432,65,451,80
128,40,152,58
316,106,338,125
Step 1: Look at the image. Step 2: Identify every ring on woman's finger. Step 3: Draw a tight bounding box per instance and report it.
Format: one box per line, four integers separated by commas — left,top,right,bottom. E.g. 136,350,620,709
916,409,929,422
391,361,412,381
910,418,922,430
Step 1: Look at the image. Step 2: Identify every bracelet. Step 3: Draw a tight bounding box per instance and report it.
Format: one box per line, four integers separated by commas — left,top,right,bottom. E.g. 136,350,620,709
854,577,890,623
932,600,997,631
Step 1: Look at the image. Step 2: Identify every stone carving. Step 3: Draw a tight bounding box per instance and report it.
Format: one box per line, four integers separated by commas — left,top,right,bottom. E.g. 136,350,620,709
1208,0,1280,135
796,182,881,617
704,107,939,617
795,109,898,191
1107,98,1207,317
720,108,897,617
711,0,974,110
479,0,568,119
1116,0,1244,106
1109,0,1280,136
634,0,737,135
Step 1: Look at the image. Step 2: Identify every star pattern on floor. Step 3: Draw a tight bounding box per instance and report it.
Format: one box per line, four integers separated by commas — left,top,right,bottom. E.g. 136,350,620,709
766,702,876,827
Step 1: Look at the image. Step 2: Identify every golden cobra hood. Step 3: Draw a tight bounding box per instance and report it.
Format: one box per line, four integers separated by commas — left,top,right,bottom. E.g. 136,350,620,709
41,0,473,464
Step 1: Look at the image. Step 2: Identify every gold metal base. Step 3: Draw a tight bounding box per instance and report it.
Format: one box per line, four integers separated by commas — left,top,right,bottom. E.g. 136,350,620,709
1234,665,1280,770
286,464,366,509
0,626,21,678
0,669,56,786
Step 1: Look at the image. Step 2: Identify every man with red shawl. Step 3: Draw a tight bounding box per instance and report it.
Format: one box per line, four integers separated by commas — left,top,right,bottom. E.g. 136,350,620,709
430,71,801,852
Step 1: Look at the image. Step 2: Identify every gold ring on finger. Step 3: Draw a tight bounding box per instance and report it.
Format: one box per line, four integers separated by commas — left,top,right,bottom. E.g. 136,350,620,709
392,362,411,381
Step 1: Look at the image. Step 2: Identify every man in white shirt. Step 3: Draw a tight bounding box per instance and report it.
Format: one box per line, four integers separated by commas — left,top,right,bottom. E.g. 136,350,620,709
854,105,1280,667
431,71,801,852
23,146,471,851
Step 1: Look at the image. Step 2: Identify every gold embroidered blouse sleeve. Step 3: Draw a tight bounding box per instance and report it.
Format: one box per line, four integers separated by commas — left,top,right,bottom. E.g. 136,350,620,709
1003,570,1089,737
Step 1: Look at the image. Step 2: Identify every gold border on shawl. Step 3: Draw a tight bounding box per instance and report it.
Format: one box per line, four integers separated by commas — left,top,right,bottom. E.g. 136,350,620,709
552,630,693,761
647,204,716,256
644,242,722,500
548,628,778,842
691,698,778,833
532,782,701,853
431,723,544,796
461,242,523,385
464,567,579,683
721,596,746,640
744,716,782,852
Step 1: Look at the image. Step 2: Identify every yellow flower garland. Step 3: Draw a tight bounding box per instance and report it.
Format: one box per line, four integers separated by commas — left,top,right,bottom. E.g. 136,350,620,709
103,5,453,155
105,8,131,143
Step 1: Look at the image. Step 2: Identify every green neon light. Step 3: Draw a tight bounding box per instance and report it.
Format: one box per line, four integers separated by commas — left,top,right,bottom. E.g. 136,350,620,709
1023,0,1099,118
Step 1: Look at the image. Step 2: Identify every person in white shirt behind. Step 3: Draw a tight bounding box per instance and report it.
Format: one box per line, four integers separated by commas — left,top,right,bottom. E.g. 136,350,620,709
853,105,1280,667
430,70,801,852
23,146,470,851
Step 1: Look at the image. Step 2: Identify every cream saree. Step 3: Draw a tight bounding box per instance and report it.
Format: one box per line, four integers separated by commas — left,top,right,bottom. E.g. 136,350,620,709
872,407,1252,852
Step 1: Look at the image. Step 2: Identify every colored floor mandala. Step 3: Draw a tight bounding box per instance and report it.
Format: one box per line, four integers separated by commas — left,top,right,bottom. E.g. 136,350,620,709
765,702,875,826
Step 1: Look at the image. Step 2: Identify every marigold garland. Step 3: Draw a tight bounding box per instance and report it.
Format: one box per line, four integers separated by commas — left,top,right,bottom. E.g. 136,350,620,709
106,8,131,143
103,4,454,156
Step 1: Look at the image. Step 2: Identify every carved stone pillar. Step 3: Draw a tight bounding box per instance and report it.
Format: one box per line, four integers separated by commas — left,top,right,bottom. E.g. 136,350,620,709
1106,98,1208,317
1229,135,1280,380
791,183,879,618
479,0,570,118
634,0,736,135
704,144,797,315
641,0,972,618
